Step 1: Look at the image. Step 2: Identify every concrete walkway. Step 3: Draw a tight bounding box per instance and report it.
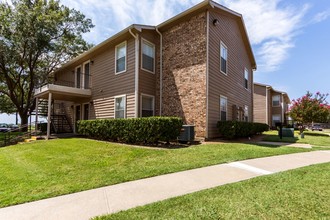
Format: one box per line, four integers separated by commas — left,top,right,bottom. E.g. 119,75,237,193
1,151,330,220
257,141,313,149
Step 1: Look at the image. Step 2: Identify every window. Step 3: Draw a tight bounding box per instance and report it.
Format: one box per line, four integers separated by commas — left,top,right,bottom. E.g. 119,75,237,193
115,95,126,118
115,42,126,74
83,62,90,89
272,95,280,106
272,115,281,126
220,42,228,74
142,39,155,73
220,96,227,121
244,105,248,122
83,103,89,120
75,66,81,88
244,68,249,89
141,95,154,117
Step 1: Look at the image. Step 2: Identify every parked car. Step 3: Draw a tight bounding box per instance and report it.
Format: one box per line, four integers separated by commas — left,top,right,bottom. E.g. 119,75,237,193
8,124,19,131
312,124,323,131
0,123,10,132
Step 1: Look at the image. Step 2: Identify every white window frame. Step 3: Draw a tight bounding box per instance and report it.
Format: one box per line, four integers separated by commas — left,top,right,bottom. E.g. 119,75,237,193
115,41,127,74
220,41,228,75
244,105,249,122
272,114,281,126
141,38,156,74
244,68,249,90
140,94,155,117
220,95,228,121
82,60,91,89
75,65,82,88
114,95,126,118
272,95,280,107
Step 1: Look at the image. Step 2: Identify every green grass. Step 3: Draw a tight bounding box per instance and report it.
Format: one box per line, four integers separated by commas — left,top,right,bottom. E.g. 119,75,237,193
95,163,330,220
0,138,311,208
262,130,330,146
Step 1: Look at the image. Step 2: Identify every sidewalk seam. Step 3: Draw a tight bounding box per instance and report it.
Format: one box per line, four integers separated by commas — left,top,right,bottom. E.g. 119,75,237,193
227,162,274,175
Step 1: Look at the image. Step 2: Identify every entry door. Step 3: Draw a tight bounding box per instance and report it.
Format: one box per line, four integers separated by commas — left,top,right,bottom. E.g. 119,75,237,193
83,104,89,120
76,67,81,88
75,105,81,133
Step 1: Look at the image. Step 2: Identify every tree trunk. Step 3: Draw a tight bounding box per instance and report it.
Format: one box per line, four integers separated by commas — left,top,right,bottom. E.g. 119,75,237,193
20,113,29,132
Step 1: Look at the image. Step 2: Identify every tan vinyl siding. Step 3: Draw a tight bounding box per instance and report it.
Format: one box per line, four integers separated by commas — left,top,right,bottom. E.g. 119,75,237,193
253,84,267,124
90,36,136,118
139,30,160,116
208,9,253,138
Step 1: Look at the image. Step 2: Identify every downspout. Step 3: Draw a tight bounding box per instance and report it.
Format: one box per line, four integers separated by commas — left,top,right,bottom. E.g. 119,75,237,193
205,10,210,139
266,86,270,125
129,28,139,118
156,28,163,116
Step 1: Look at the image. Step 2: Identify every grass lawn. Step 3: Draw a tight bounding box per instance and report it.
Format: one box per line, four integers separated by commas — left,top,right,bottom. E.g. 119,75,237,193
95,162,330,220
262,130,330,146
0,138,311,208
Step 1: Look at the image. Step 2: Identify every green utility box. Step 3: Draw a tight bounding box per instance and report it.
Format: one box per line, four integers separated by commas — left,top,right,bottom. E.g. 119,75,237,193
279,128,294,137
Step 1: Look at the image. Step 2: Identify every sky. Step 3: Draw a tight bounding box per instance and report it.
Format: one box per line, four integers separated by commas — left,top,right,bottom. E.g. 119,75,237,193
1,0,330,123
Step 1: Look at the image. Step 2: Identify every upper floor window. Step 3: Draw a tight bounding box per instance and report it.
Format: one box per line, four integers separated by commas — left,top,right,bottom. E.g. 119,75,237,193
220,42,228,74
115,95,126,118
142,39,155,73
244,68,249,89
220,96,227,121
115,42,126,74
141,95,154,117
272,95,280,107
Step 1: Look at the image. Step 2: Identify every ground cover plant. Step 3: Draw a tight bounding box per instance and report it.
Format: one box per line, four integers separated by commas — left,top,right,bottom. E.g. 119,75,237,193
0,138,311,207
95,163,330,220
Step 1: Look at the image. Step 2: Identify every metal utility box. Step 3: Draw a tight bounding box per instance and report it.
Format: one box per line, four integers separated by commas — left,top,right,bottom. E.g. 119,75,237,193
178,125,195,143
280,128,294,137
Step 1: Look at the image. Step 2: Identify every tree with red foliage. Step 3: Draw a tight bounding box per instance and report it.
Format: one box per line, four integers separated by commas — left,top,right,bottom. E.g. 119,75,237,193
289,91,330,133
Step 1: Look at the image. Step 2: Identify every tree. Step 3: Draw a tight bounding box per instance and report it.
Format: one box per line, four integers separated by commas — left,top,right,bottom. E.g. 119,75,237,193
0,0,94,129
289,91,330,133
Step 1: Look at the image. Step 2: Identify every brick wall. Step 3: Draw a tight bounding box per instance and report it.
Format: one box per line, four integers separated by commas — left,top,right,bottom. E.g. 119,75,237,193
160,12,207,137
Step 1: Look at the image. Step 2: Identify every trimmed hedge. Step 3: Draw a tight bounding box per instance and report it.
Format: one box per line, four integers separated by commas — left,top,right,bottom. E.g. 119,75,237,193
77,117,183,144
217,121,269,139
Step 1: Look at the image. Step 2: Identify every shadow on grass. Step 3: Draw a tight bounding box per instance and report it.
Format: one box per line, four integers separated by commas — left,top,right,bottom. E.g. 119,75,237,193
261,135,299,143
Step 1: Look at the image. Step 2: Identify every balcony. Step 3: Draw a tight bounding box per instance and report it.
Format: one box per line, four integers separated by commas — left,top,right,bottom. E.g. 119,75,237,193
34,77,92,102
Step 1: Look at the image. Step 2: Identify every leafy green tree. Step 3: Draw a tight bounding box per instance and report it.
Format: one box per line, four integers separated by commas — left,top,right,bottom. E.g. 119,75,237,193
289,92,330,133
0,0,94,128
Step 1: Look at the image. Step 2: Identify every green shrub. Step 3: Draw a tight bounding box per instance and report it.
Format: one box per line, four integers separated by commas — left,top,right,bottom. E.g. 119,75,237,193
217,121,269,139
77,117,183,144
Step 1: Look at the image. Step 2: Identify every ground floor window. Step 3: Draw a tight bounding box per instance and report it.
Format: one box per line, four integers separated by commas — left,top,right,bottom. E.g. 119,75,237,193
115,95,126,118
83,103,89,120
272,114,281,126
141,95,154,117
220,96,227,121
244,105,248,122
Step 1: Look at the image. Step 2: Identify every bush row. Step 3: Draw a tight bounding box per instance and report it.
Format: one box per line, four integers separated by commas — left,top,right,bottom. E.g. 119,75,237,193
217,121,269,139
77,117,183,144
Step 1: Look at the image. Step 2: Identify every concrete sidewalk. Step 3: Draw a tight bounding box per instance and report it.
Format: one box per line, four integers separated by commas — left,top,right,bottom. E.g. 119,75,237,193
1,151,330,220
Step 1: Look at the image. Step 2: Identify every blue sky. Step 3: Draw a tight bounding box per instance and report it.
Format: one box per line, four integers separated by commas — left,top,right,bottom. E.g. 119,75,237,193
1,0,330,123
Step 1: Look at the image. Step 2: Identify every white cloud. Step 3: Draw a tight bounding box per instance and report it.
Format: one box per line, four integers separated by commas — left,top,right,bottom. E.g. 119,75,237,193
311,9,330,24
61,0,311,73
219,0,309,72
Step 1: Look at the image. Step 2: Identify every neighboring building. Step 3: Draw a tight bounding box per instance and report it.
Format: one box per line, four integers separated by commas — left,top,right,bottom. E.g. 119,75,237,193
34,0,256,139
253,83,291,127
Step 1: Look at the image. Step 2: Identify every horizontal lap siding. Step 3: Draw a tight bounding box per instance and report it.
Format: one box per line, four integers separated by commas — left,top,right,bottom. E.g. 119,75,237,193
91,37,136,118
253,84,267,124
139,30,160,116
208,10,253,138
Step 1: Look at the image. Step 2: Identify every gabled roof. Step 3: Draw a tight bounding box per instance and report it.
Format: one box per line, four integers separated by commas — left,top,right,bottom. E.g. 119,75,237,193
54,0,256,73
254,82,291,103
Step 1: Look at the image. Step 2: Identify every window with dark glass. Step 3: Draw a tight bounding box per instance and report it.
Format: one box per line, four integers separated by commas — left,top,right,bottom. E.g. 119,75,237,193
220,43,227,74
141,95,154,117
272,95,280,107
116,42,126,73
142,40,155,73
220,96,227,121
115,96,126,118
244,68,248,89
